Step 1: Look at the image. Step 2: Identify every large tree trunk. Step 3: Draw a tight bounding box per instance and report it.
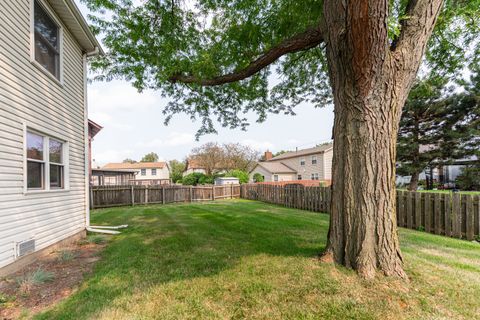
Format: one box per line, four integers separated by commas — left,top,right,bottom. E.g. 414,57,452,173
321,0,443,278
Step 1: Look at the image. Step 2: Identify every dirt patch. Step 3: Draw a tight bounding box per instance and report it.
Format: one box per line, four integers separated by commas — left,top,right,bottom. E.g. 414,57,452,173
0,239,106,319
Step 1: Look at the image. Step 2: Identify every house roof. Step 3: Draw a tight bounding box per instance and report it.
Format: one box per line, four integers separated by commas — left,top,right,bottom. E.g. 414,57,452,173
256,162,297,174
47,0,104,54
88,119,103,139
92,168,136,174
103,162,167,170
270,143,333,161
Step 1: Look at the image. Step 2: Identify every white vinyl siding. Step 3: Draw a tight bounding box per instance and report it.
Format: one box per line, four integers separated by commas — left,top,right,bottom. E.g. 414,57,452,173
0,0,87,269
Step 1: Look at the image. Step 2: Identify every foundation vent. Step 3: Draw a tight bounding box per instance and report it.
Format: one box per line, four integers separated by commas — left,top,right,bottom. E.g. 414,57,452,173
16,239,35,257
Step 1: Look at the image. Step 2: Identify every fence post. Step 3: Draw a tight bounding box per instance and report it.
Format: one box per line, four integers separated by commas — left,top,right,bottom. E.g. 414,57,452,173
145,186,149,204
189,186,193,202
212,186,215,201
162,187,165,205
90,186,94,210
131,185,135,206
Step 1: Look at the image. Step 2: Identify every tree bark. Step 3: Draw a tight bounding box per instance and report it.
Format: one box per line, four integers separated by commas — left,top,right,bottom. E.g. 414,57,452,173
321,0,443,278
408,171,420,191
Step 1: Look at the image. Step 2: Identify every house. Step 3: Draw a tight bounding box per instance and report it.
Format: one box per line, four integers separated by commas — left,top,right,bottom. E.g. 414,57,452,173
183,158,226,177
249,143,333,184
396,156,478,188
183,158,207,176
91,169,137,186
102,162,171,185
88,119,103,180
0,0,102,273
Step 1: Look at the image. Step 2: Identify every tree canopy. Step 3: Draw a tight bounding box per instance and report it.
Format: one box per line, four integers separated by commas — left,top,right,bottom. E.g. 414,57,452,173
83,0,480,136
140,152,160,162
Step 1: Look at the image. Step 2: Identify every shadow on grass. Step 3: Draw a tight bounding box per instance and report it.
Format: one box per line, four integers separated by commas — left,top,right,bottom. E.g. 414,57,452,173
35,200,330,319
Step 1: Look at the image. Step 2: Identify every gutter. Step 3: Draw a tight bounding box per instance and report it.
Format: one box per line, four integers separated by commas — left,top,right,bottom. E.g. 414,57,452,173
62,0,105,55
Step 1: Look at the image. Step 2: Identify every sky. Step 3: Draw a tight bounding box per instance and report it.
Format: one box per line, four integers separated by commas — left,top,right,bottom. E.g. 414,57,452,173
76,2,334,166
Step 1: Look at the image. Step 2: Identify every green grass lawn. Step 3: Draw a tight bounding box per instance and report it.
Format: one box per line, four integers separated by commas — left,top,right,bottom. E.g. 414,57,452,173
397,189,480,195
36,200,480,320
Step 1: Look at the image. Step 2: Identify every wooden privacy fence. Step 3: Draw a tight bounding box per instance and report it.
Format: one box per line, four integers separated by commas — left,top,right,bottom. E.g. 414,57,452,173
90,185,241,209
240,184,480,241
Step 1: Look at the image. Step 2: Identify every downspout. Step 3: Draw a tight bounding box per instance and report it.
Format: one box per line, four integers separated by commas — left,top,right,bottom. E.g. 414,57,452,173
83,51,90,228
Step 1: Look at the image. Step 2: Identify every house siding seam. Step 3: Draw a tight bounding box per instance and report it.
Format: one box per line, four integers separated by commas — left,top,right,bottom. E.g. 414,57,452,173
0,0,87,269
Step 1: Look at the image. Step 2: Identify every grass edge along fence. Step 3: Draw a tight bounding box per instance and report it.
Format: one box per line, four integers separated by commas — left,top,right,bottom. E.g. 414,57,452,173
90,185,241,209
240,184,480,241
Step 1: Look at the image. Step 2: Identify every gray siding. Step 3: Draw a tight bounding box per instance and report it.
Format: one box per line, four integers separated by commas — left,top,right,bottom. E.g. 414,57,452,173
0,0,87,268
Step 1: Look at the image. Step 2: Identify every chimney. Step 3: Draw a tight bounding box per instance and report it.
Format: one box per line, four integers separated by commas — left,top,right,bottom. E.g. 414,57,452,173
264,150,273,161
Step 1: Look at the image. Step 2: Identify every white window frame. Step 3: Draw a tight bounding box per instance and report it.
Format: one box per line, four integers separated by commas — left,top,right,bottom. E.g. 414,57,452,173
300,158,305,166
273,174,279,182
23,124,70,194
141,169,146,176
311,155,317,165
30,0,64,86
297,175,302,180
311,173,319,180
151,168,157,176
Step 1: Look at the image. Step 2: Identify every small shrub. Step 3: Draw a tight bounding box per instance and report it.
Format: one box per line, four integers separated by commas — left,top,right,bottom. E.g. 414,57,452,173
17,268,55,294
30,268,55,284
58,250,76,262
88,234,106,244
417,226,425,232
0,292,14,304
253,173,264,183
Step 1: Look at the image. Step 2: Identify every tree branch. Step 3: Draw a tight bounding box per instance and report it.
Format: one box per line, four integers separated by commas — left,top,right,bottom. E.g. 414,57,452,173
392,0,444,55
169,25,325,86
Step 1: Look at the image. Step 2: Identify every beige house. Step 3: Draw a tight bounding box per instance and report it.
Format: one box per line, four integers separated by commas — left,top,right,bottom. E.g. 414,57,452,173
102,162,171,185
250,143,333,183
0,0,102,273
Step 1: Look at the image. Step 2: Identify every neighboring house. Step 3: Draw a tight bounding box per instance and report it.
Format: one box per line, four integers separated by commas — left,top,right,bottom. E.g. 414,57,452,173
91,169,136,186
183,158,225,176
102,162,171,185
249,143,334,183
183,158,207,176
396,156,478,188
88,119,102,180
0,0,102,273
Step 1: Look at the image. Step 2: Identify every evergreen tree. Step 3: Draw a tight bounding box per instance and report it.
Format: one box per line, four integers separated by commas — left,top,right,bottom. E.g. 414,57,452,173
397,74,480,191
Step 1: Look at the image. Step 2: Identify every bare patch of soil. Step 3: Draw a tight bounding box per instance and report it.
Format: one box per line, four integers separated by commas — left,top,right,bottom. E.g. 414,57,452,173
0,239,106,319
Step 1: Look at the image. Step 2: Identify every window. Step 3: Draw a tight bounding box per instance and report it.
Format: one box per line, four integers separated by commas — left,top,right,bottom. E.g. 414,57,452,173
141,169,146,176
33,1,60,79
27,132,44,189
151,168,157,176
311,173,319,180
300,158,305,166
49,139,64,188
311,155,317,165
273,174,279,182
297,175,302,180
26,130,66,191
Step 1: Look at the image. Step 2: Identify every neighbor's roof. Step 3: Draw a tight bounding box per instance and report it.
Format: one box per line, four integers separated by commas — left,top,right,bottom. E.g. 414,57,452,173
88,119,103,138
269,143,333,161
103,162,167,170
47,0,104,54
256,162,296,174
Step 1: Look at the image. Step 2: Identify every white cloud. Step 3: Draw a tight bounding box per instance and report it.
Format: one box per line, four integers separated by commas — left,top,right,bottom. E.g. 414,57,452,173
88,81,161,113
92,149,134,166
241,139,275,151
89,111,133,132
138,132,195,148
